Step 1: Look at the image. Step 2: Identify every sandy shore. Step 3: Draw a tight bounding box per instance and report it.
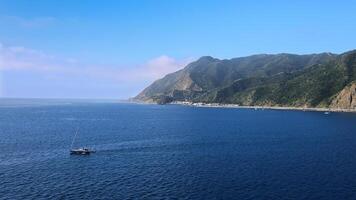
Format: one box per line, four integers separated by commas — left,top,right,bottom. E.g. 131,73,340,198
170,101,356,113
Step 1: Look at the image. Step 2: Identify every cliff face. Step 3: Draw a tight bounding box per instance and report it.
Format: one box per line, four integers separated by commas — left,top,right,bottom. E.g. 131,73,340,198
135,70,202,103
330,82,356,109
134,50,356,109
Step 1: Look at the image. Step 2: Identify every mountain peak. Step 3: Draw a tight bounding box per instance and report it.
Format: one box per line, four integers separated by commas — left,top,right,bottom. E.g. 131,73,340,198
197,56,219,62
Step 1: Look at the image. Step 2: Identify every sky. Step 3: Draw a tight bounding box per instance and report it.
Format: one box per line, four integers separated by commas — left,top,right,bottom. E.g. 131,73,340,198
0,0,356,99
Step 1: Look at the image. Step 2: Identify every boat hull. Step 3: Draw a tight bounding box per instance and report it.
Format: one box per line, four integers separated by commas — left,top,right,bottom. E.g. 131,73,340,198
70,148,95,155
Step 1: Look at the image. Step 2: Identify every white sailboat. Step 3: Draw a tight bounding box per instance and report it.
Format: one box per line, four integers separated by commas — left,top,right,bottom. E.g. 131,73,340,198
70,128,96,155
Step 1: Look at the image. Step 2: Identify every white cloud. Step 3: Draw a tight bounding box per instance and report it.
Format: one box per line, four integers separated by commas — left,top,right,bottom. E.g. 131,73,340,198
0,43,57,71
114,55,194,82
0,42,194,88
145,55,192,79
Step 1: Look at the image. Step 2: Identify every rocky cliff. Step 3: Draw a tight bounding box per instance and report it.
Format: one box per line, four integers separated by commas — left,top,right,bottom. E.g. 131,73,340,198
330,82,356,109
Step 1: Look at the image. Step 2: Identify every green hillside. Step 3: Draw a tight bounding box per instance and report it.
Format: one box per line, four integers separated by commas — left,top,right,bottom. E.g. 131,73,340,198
135,50,356,109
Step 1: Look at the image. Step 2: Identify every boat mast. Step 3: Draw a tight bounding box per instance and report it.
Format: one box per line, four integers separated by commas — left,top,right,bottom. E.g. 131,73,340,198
70,128,79,149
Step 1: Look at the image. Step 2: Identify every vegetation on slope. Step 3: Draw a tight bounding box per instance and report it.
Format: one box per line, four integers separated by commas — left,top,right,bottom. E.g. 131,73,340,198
135,50,356,109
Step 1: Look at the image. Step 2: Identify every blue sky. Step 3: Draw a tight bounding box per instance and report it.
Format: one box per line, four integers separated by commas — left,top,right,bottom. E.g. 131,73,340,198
1,0,356,98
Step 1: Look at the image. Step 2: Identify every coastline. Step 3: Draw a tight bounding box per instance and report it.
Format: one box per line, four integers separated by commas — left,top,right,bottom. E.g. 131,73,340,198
170,101,356,113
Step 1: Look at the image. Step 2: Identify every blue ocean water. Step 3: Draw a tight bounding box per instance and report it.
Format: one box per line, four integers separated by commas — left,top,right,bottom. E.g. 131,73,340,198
0,99,356,200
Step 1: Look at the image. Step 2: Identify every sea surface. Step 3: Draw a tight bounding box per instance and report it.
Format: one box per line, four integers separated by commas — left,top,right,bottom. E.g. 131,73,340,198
0,99,356,200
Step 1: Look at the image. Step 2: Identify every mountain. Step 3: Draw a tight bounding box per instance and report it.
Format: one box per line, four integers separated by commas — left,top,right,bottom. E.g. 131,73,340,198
135,50,356,109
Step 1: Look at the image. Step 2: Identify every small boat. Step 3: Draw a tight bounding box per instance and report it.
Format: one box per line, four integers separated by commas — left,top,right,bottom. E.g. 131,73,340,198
70,148,96,155
324,111,330,115
70,129,95,155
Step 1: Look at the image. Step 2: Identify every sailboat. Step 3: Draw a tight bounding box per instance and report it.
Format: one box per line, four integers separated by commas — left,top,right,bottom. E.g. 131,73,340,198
70,129,96,155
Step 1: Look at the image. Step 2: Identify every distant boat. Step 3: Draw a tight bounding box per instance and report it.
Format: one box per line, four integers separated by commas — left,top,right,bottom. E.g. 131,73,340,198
324,111,330,115
70,129,96,155
70,147,95,155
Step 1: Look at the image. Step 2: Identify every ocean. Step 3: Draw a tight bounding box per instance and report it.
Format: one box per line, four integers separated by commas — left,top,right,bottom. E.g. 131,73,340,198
0,99,356,199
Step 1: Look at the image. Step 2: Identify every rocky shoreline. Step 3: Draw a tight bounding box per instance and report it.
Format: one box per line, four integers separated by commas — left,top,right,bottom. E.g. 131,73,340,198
170,101,356,113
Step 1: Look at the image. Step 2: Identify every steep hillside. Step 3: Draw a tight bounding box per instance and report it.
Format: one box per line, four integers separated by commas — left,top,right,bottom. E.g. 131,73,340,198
330,82,356,109
134,50,356,109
